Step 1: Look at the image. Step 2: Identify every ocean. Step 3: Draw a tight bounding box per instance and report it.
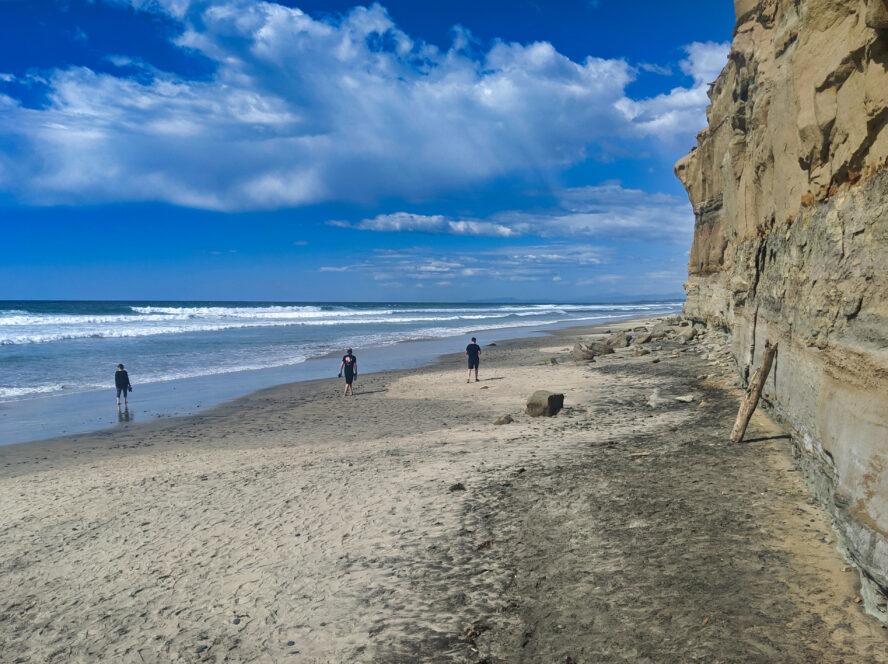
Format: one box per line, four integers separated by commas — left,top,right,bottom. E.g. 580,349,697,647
0,300,681,444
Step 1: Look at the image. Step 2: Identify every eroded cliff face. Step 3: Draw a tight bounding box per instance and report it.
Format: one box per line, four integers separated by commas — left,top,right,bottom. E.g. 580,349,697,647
676,0,888,618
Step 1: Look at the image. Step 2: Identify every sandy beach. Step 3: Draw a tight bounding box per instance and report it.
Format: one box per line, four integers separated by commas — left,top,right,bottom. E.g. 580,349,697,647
2,316,887,663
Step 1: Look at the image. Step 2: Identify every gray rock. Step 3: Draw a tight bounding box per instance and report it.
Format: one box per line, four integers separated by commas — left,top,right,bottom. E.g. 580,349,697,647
570,340,613,361
494,414,513,425
525,391,564,417
677,327,698,342
635,348,651,356
606,330,631,349
650,322,674,340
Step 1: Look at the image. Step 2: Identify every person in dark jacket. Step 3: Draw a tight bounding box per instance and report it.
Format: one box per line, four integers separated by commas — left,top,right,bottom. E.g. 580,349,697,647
338,349,357,396
466,337,481,383
115,363,132,409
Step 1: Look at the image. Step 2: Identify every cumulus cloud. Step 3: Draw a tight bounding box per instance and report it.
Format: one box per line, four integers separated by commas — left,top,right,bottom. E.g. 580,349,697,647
0,1,717,211
615,40,729,140
680,41,732,86
334,183,693,242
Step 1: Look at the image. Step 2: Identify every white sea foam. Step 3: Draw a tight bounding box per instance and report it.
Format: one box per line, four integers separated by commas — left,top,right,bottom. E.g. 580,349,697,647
0,301,683,403
0,302,689,345
0,384,72,399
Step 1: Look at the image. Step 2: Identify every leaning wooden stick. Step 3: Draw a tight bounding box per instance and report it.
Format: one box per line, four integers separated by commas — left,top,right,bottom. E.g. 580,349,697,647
730,341,778,443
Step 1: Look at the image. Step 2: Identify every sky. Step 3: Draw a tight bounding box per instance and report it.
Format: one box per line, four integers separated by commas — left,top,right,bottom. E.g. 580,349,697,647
0,0,735,302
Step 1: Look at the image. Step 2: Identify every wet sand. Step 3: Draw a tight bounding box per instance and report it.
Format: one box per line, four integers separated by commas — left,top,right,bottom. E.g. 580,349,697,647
1,317,886,663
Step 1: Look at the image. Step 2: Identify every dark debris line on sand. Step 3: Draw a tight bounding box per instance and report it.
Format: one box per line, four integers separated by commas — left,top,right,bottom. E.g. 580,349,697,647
378,332,888,664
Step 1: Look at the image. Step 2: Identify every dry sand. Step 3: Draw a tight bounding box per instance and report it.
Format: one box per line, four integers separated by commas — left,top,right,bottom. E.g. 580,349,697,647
1,317,887,663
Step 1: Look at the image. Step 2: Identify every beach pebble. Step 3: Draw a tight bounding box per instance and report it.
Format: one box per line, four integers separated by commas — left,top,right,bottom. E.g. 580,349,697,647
195,645,208,654
647,389,668,407
494,414,514,425
233,618,241,625
449,483,466,492
288,641,295,646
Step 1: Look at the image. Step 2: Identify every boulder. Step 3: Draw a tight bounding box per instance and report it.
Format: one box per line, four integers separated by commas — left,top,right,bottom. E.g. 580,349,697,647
525,391,564,417
650,323,680,340
636,333,653,344
665,314,682,325
677,327,698,342
570,340,613,361
635,348,651,357
606,331,632,349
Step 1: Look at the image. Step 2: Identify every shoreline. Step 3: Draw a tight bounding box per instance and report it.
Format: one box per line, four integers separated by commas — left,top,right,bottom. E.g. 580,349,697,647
2,316,886,662
0,317,651,473
0,311,676,448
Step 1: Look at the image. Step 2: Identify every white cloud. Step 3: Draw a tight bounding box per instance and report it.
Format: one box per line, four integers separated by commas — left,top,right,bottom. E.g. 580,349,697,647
334,183,693,243
680,41,731,86
338,242,609,287
334,212,516,237
639,63,672,76
615,41,729,141
0,1,717,211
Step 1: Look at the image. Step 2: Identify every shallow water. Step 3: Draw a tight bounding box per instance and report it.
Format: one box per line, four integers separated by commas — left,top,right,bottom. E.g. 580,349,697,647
0,300,681,445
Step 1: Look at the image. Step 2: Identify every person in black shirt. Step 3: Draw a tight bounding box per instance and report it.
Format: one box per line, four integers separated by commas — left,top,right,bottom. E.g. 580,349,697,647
115,363,132,409
466,337,481,383
338,348,358,396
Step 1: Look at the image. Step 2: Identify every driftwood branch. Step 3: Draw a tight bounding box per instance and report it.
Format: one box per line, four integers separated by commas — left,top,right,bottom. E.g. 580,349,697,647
730,341,778,443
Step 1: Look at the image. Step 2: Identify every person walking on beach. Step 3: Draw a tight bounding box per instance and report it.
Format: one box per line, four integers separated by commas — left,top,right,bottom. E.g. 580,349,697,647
339,348,358,396
115,363,132,409
466,337,481,383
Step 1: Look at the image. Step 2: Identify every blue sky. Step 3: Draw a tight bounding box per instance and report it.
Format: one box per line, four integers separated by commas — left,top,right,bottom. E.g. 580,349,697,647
0,0,734,301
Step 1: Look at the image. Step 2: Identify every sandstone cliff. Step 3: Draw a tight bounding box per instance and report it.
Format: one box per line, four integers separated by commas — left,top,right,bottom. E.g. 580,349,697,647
676,0,888,618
